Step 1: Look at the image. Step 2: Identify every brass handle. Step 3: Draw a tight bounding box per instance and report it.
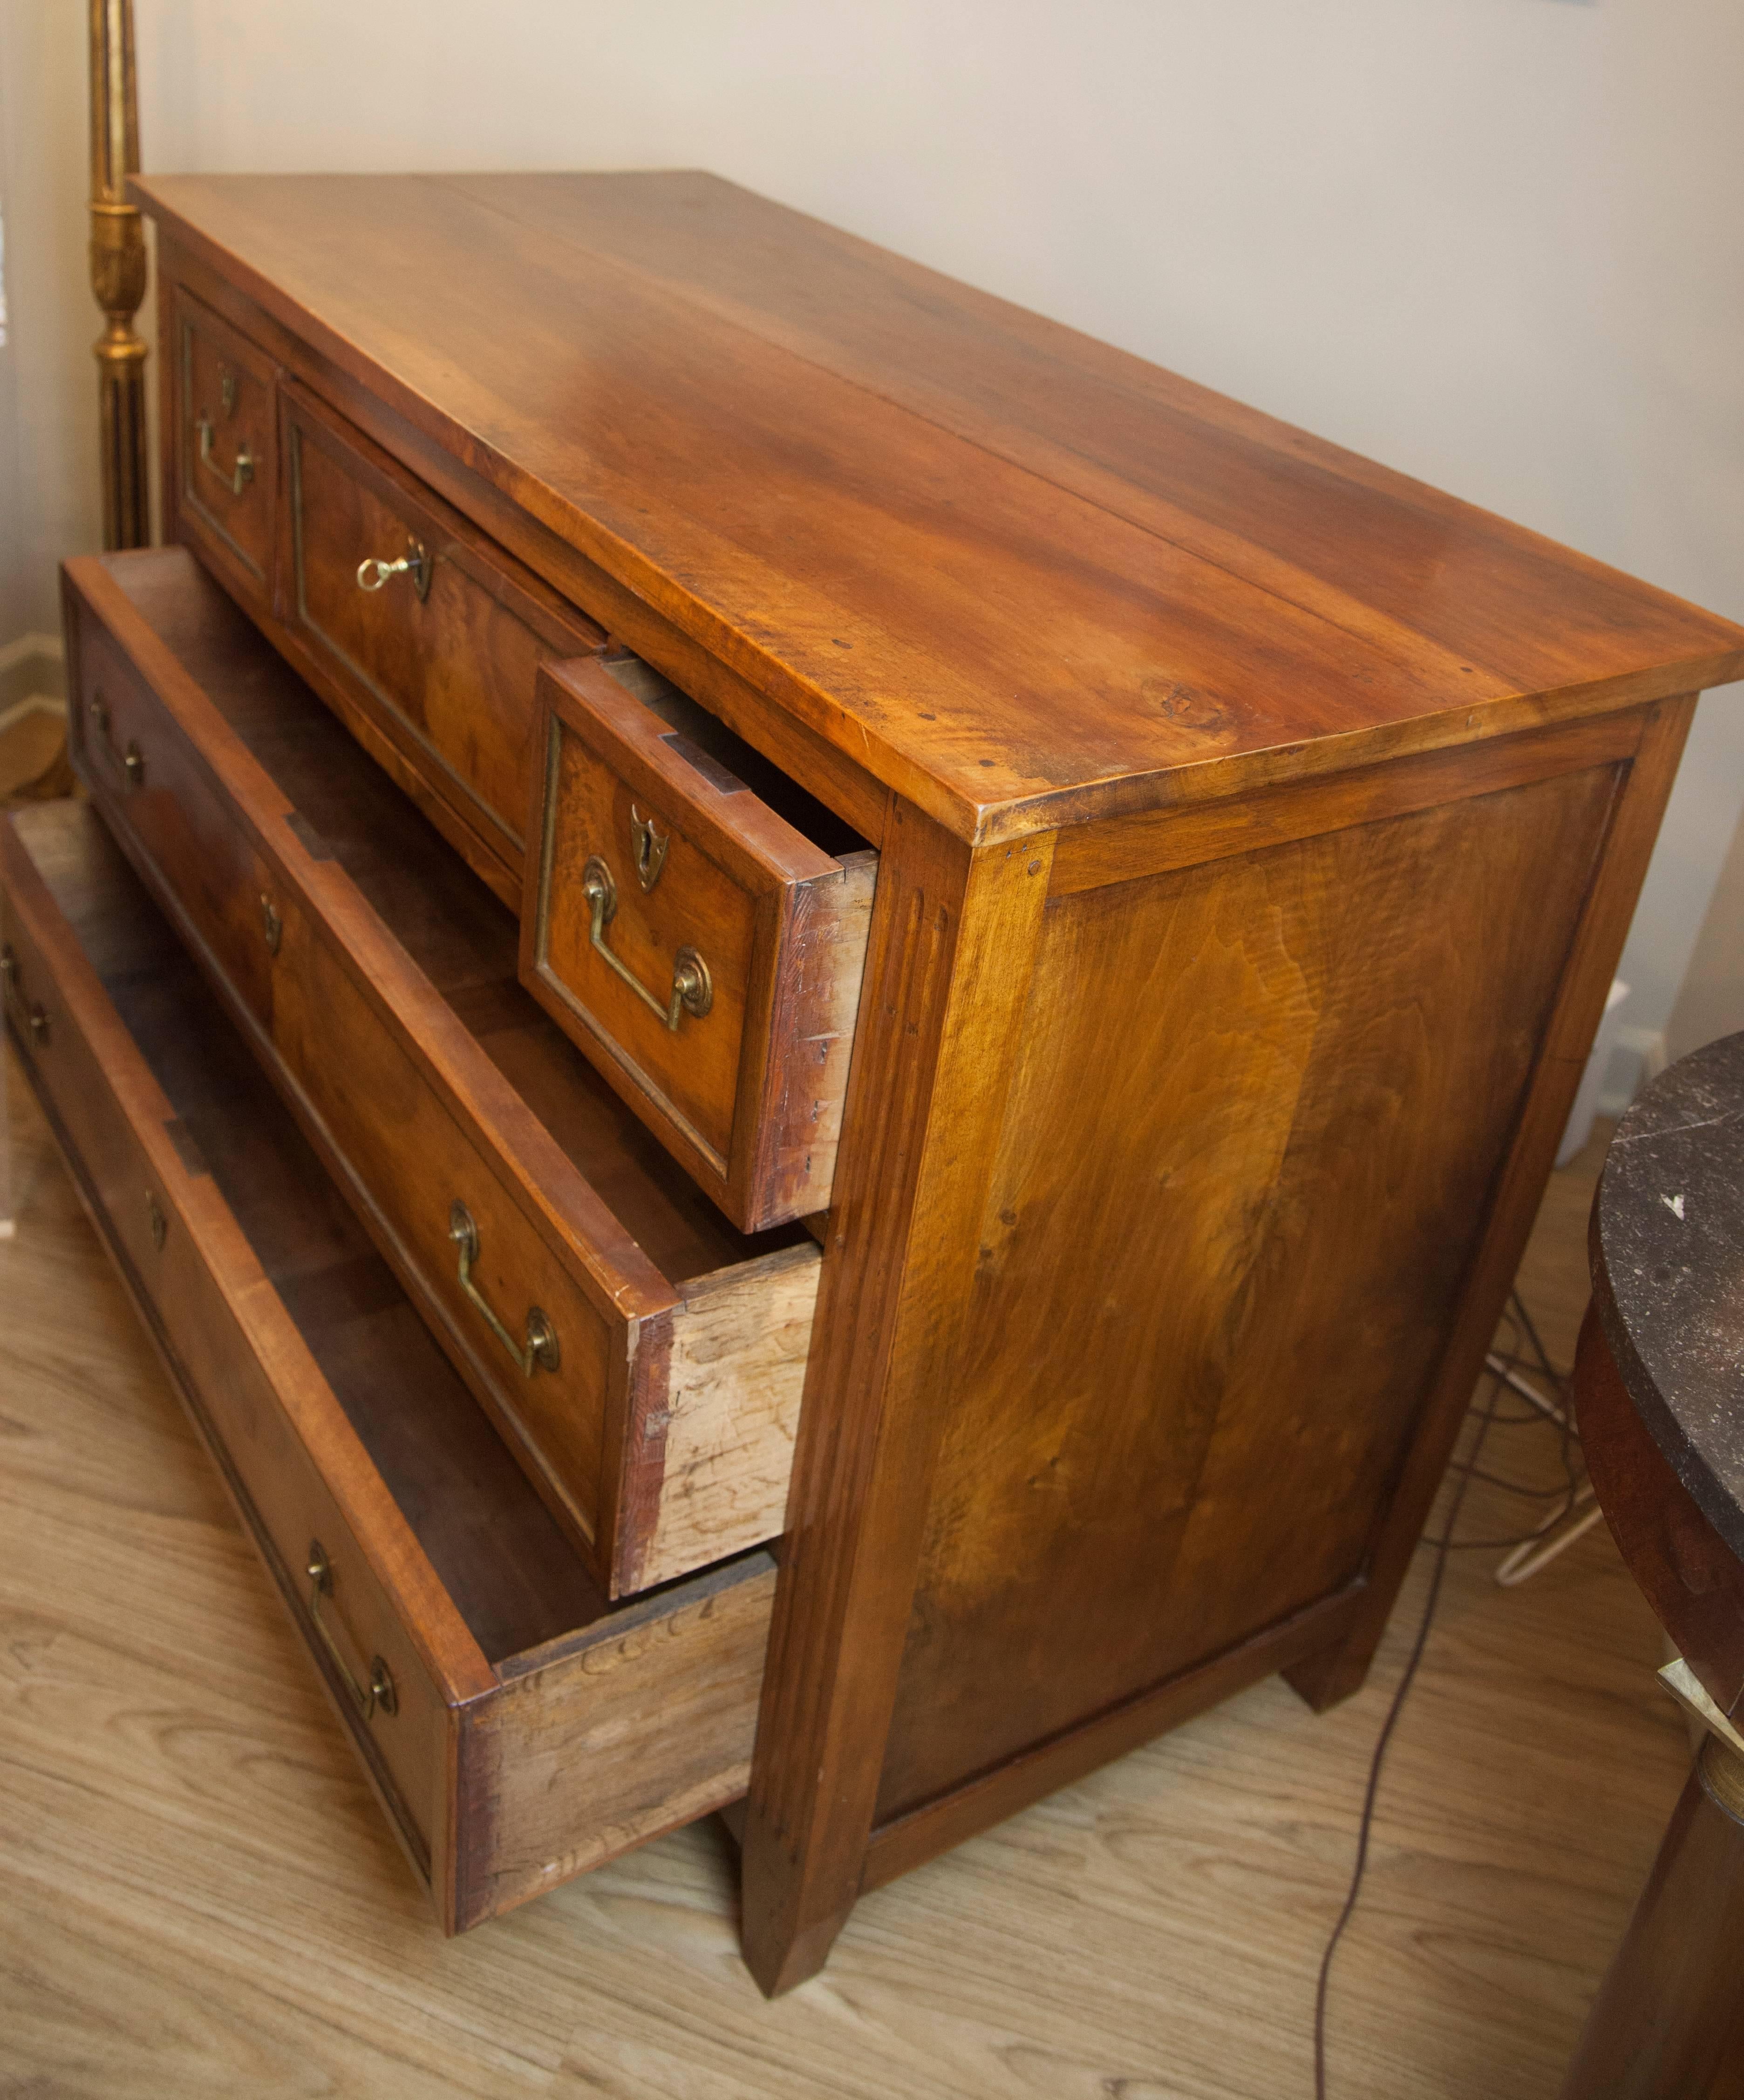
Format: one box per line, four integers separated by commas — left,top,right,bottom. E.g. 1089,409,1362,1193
356,539,433,601
197,414,255,496
87,690,145,791
305,1542,397,1720
447,1202,560,1376
0,944,50,1047
259,894,283,956
581,856,712,1031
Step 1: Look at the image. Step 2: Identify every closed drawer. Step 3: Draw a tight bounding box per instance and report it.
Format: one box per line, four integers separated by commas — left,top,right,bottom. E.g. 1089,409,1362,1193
65,548,816,1598
526,654,878,1231
1,797,778,1933
278,380,606,907
170,285,279,611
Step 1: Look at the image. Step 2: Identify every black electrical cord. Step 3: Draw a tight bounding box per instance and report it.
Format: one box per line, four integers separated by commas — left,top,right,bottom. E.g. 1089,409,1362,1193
1310,1375,1498,2100
1311,1294,1577,2099
1455,1467,1572,1500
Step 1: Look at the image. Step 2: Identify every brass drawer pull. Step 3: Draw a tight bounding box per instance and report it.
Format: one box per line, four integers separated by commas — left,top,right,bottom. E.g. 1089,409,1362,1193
259,893,283,956
305,1541,397,1720
356,539,433,602
0,944,50,1046
582,855,712,1032
87,690,145,791
448,1201,561,1376
196,414,255,496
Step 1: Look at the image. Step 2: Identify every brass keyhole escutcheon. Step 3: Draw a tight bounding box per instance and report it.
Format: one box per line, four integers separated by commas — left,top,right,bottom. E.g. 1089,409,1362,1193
88,690,146,791
1,944,50,1047
305,1542,397,1721
630,805,669,893
259,894,282,957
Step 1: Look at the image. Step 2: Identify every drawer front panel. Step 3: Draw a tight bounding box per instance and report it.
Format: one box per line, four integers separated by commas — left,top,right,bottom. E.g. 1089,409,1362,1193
153,1226,450,1867
527,656,877,1230
539,716,757,1166
72,615,280,1028
3,883,172,1294
0,842,447,1858
266,905,618,1544
173,286,278,603
281,384,603,885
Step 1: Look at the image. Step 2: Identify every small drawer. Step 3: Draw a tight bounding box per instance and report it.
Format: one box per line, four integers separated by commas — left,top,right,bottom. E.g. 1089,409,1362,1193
170,285,279,610
64,548,818,1598
526,654,878,1232
277,380,605,907
1,799,777,1932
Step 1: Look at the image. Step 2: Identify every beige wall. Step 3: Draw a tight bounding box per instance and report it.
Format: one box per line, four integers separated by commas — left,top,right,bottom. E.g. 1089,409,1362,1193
1668,808,1744,1062
0,0,102,644
4,0,1741,1060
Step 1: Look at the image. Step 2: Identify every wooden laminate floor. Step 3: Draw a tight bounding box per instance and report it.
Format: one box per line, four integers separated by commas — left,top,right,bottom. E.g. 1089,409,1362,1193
0,1036,1686,2099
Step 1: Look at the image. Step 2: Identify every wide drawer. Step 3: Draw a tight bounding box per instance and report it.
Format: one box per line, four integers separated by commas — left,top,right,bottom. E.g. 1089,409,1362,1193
277,380,606,907
64,548,816,1598
1,799,777,1932
527,653,878,1230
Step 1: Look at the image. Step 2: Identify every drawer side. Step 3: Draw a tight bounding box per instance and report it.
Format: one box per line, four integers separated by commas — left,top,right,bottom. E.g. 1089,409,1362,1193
619,1242,820,1595
525,654,878,1230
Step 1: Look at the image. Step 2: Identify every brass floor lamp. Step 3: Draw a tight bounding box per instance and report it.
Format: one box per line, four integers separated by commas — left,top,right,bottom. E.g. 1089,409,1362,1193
0,2,142,1216
89,0,149,552
0,12,146,809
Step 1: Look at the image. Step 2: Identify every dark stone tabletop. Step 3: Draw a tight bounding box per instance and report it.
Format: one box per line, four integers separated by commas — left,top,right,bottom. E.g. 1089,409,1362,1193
1594,1029,1744,1562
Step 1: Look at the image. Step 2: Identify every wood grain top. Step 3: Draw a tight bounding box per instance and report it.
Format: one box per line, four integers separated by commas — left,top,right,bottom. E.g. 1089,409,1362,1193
133,170,1744,843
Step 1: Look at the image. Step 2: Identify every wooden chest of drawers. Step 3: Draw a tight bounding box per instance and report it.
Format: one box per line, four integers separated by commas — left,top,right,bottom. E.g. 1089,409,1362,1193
10,166,1743,1996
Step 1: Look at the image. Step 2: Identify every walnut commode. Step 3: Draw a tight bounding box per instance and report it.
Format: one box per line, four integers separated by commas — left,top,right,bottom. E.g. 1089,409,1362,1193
7,169,1741,1994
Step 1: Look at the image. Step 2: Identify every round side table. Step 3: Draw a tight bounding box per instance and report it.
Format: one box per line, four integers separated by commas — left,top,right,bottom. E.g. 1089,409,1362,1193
1561,1031,1744,2099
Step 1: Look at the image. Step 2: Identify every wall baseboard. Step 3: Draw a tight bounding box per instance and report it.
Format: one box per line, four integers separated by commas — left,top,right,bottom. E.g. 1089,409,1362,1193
0,693,67,736
1598,1025,1668,1117
0,632,66,718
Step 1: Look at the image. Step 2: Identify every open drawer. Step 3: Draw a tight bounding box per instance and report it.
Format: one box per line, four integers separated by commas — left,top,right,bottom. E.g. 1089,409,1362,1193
1,800,777,1932
62,548,815,1597
525,652,878,1232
